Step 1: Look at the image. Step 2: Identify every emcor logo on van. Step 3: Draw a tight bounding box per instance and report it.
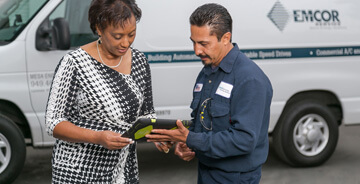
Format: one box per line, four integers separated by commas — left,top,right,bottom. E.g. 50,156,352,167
267,1,342,31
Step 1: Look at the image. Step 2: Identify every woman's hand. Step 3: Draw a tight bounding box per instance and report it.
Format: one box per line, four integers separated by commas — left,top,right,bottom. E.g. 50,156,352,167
53,121,133,150
154,141,174,153
95,131,134,150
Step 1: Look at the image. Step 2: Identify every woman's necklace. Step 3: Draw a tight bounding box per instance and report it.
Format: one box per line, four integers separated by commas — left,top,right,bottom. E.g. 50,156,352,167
96,40,123,68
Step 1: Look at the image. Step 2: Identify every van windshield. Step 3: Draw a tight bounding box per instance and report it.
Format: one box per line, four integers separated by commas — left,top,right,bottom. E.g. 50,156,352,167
0,0,48,44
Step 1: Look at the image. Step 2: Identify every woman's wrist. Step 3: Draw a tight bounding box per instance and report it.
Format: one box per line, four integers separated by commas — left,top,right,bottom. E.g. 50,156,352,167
90,130,101,145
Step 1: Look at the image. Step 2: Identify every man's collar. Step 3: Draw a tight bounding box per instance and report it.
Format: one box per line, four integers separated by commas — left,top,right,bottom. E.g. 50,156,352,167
204,43,239,75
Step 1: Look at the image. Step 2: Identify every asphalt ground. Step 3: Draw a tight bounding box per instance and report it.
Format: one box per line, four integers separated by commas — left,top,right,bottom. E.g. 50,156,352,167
12,125,360,184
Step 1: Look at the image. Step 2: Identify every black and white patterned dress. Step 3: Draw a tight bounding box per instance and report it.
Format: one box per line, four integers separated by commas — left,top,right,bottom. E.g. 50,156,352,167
45,47,155,183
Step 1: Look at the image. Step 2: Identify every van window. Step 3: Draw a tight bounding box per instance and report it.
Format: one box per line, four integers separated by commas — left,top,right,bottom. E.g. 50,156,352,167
0,0,48,44
49,0,96,48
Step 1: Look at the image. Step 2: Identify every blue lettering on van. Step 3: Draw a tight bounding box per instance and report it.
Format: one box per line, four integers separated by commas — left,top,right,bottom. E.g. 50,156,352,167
242,46,360,60
268,1,343,31
293,10,340,22
144,46,360,63
145,51,198,63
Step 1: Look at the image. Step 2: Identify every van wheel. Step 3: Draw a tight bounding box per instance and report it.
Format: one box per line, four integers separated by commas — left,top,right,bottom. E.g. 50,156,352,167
273,100,339,167
0,114,26,184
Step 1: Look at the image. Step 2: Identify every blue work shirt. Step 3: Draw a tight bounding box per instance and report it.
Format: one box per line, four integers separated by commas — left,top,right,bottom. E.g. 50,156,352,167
186,43,273,179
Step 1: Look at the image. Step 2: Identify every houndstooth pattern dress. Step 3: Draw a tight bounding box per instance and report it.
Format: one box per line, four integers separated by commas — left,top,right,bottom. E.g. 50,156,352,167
45,47,155,183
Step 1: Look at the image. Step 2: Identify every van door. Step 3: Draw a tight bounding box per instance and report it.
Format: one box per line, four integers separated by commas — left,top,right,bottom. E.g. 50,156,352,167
25,0,95,146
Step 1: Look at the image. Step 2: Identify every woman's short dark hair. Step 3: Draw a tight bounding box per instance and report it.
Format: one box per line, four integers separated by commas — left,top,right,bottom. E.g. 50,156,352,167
88,0,142,34
190,3,232,41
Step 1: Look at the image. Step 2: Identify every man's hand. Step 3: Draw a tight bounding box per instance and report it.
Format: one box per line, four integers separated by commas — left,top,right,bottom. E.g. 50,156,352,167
145,120,189,143
175,142,195,161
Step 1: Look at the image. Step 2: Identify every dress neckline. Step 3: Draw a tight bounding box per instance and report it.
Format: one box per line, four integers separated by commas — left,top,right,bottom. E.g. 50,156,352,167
79,47,133,76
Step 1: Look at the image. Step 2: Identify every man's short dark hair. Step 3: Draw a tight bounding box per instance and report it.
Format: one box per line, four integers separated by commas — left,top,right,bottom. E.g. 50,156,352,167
88,0,142,34
190,3,232,41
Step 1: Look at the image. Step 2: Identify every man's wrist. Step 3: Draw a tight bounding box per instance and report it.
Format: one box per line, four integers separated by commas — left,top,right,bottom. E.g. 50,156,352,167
183,129,189,143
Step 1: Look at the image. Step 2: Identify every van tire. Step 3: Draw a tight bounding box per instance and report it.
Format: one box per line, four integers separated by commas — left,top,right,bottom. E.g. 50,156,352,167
273,100,339,167
0,114,26,184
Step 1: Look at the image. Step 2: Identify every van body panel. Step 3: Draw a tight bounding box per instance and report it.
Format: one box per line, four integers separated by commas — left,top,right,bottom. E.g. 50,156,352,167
0,73,31,112
24,0,65,146
24,113,44,146
0,41,26,73
342,98,360,125
259,57,360,130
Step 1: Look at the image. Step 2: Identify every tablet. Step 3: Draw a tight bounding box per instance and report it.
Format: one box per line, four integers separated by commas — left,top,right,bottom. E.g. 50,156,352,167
121,118,192,141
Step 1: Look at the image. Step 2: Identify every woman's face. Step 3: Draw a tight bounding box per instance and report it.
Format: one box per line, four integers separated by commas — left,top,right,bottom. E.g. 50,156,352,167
97,15,137,57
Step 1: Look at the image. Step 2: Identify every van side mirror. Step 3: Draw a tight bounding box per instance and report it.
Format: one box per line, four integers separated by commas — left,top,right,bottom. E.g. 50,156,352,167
36,18,52,51
52,18,70,50
36,18,70,51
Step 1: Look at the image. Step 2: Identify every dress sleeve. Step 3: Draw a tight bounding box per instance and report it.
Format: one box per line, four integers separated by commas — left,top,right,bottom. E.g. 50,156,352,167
45,54,78,136
138,57,156,119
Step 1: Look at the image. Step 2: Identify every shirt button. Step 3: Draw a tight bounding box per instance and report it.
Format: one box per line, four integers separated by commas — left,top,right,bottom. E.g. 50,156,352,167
209,80,212,83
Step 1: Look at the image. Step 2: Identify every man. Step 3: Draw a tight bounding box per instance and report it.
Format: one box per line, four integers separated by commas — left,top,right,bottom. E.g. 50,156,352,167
146,3,273,183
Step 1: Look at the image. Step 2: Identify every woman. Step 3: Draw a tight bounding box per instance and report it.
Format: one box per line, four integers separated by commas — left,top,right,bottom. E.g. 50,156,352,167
45,0,169,183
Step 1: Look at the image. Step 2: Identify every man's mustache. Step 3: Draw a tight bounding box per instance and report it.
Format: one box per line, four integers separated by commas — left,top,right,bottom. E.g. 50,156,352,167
197,54,210,59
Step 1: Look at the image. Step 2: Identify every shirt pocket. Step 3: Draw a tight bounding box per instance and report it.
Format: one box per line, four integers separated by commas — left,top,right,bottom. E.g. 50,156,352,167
209,100,231,131
210,100,230,117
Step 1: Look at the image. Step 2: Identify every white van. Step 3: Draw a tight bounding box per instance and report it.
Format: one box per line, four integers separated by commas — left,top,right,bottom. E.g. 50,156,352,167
0,0,359,182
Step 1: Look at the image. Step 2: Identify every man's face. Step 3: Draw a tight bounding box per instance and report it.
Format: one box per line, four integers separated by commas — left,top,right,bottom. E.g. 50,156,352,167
190,25,226,67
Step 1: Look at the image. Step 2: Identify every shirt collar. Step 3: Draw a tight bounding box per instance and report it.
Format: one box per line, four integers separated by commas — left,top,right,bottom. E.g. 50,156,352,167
204,43,239,75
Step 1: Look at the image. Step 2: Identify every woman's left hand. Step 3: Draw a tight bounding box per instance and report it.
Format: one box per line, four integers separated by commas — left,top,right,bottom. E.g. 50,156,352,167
153,141,174,153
